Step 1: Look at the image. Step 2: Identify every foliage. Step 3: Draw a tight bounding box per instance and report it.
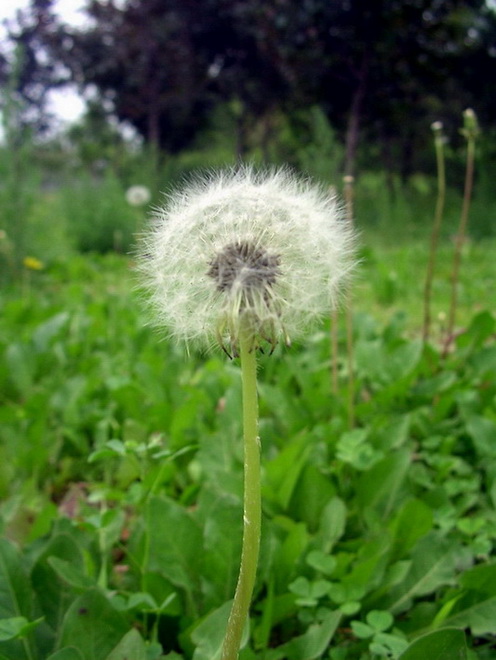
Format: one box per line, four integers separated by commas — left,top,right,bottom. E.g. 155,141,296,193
1,246,495,659
3,0,496,173
59,170,140,253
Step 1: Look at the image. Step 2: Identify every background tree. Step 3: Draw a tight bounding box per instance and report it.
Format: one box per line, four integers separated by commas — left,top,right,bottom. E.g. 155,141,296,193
221,0,495,176
3,0,495,175
0,0,66,136
38,0,222,151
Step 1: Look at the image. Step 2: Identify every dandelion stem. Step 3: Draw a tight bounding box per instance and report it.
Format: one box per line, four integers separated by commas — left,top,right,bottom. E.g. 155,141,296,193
331,308,339,395
343,175,355,428
423,122,446,344
221,325,261,660
443,110,478,356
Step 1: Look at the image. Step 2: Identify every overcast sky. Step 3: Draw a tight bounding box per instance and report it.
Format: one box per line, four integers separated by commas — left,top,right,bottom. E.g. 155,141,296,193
0,0,88,29
1,0,88,123
2,0,496,126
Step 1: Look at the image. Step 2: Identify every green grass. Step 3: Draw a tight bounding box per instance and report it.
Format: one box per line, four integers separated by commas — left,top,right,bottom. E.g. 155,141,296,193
0,238,495,659
2,106,495,657
355,237,495,337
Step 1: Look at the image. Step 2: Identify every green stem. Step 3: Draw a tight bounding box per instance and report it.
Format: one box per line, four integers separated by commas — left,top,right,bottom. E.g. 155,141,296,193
221,327,261,660
330,308,338,395
444,134,476,356
423,127,446,344
343,176,355,428
97,473,110,590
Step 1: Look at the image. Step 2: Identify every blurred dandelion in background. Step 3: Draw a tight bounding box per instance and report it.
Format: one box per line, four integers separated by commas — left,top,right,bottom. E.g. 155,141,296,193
125,185,151,207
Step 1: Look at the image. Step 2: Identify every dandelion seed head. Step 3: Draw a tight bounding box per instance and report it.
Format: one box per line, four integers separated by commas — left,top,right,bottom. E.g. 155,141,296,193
137,166,356,352
126,185,151,207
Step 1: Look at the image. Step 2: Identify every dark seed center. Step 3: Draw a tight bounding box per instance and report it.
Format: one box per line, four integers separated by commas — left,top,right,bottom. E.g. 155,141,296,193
208,240,281,293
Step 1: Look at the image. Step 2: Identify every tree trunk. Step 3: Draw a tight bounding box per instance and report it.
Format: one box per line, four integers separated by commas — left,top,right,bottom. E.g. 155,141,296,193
343,54,369,178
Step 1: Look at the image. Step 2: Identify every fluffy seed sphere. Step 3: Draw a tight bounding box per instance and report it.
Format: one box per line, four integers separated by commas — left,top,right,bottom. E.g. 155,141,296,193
137,167,356,352
126,185,151,207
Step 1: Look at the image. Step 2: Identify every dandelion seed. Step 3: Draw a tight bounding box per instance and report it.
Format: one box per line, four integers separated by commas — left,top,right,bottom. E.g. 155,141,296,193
137,166,356,353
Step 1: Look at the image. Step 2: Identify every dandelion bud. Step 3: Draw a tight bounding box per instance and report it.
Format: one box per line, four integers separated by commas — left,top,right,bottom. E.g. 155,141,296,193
431,121,443,133
137,167,356,353
461,108,479,140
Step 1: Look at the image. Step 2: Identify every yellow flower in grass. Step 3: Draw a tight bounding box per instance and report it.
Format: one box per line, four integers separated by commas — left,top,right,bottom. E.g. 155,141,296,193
23,256,44,271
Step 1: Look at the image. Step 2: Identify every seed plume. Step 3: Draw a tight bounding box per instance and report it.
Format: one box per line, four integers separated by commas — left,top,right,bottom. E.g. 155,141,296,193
137,166,356,352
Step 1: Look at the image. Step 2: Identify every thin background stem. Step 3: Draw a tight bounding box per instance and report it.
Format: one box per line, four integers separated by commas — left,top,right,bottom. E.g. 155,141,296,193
443,110,478,356
221,326,261,660
343,175,355,428
422,123,446,344
331,307,339,395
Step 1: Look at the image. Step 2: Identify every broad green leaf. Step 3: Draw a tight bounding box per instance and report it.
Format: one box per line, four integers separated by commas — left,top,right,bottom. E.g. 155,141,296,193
385,533,460,614
31,533,89,630
306,551,336,576
438,566,496,634
275,610,341,660
32,312,70,352
398,628,467,660
0,617,42,641
191,600,247,660
389,499,433,561
468,345,496,377
339,535,391,596
0,539,33,660
195,429,241,497
145,495,203,602
198,489,242,608
48,558,96,590
263,433,311,511
125,592,157,610
374,415,411,451
336,429,382,471
58,589,128,660
366,610,393,632
105,629,147,660
385,338,423,385
272,519,309,592
370,632,408,657
350,620,374,639
441,595,496,635
0,540,32,618
254,577,275,650
5,343,33,396
356,449,411,519
354,337,421,385
26,501,58,543
466,416,496,459
456,311,495,350
137,575,180,617
412,372,456,399
289,577,330,607
50,375,88,428
288,464,336,531
314,497,347,553
169,389,212,450
47,648,85,660
459,563,496,592
259,381,309,432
